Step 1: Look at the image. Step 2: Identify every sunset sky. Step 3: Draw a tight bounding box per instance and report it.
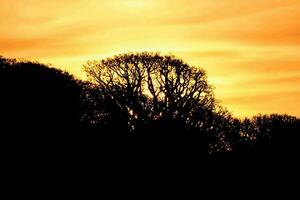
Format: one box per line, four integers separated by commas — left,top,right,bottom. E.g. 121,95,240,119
1,0,300,117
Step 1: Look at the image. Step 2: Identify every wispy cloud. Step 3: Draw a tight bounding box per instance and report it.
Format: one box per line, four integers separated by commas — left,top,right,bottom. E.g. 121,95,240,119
158,0,300,25
222,91,300,117
0,0,299,117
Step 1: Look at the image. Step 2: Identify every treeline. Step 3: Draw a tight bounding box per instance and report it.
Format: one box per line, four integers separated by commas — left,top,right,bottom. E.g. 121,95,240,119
1,54,299,166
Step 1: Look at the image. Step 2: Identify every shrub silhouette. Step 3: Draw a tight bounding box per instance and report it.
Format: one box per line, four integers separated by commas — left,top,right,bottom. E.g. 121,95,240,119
226,114,300,166
0,56,83,160
0,57,82,131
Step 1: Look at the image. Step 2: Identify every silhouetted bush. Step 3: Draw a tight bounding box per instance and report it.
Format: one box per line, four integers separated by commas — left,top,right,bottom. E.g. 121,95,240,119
0,56,82,131
0,56,84,162
226,114,300,166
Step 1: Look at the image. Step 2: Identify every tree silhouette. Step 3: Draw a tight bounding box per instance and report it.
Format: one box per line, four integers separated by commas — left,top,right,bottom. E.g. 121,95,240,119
0,56,84,160
85,53,214,125
2,53,300,170
83,52,229,157
226,114,300,165
0,57,82,130
80,82,130,137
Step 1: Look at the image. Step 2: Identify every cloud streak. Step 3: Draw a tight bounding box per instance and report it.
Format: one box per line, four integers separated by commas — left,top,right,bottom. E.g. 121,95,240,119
0,0,299,117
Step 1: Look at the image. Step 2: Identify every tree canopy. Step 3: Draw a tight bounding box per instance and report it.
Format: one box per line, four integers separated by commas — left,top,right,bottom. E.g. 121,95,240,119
84,52,218,135
0,56,83,133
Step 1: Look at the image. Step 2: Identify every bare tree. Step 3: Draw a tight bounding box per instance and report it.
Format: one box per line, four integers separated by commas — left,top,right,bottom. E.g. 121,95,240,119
84,52,216,133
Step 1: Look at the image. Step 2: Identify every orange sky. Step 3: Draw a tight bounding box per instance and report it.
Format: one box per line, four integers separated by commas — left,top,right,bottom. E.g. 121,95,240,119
1,0,300,117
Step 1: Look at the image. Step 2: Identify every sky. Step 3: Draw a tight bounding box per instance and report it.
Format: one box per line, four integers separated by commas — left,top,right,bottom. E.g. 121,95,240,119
1,0,300,117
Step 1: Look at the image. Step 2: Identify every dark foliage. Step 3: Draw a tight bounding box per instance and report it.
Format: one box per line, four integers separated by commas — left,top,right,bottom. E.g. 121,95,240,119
1,54,299,178
0,57,82,130
229,114,300,162
0,56,84,165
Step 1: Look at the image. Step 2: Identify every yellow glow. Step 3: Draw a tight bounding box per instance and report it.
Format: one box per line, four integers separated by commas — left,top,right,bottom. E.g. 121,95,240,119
1,0,300,117
121,0,153,8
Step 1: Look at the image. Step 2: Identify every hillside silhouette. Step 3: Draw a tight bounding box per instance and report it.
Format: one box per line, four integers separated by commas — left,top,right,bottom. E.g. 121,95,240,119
1,53,299,176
